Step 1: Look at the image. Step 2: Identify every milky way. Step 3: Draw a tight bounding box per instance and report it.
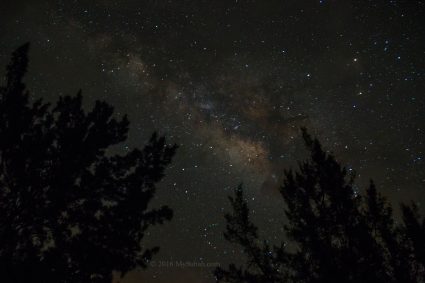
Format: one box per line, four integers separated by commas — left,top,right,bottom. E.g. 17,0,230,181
1,1,424,282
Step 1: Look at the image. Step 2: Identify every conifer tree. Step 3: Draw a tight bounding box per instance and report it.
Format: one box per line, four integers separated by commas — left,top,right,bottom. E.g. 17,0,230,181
281,129,390,283
217,128,425,283
0,44,177,283
214,185,288,283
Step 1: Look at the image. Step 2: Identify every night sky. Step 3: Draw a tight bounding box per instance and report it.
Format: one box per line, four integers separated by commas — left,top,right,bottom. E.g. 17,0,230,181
1,1,424,282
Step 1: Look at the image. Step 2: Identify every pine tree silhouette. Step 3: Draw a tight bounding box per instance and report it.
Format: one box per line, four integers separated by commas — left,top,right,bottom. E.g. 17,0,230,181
0,44,177,283
399,202,425,281
214,185,289,283
216,128,425,283
281,129,391,283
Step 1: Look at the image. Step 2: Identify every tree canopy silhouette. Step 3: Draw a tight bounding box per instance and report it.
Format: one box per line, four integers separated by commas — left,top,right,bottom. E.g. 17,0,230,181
216,128,425,283
0,44,177,283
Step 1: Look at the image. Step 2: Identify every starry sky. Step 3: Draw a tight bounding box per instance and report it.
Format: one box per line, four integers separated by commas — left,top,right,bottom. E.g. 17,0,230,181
1,1,424,282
